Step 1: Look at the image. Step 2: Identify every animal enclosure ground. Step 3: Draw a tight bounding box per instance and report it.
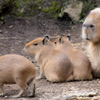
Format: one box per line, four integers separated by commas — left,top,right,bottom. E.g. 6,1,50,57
0,17,100,100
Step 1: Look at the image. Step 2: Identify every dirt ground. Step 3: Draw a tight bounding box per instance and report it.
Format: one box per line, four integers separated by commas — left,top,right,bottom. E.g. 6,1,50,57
0,17,100,100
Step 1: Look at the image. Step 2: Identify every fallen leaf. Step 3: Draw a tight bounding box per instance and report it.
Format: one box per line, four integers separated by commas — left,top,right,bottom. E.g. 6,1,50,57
9,25,13,28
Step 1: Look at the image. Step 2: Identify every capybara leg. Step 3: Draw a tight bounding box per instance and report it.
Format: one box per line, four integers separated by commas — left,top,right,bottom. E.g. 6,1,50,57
11,81,28,98
36,66,44,80
66,74,73,82
28,80,35,97
0,83,4,97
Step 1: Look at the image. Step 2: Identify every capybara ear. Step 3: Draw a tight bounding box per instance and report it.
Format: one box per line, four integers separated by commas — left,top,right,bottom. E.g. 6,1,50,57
59,37,64,44
42,37,48,45
44,35,49,40
66,35,71,41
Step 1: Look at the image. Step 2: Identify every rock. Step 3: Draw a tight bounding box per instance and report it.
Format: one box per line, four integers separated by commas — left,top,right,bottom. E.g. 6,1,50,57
59,0,83,22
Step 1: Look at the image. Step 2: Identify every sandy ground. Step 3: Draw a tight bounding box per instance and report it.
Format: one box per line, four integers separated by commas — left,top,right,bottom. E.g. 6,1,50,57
0,17,100,100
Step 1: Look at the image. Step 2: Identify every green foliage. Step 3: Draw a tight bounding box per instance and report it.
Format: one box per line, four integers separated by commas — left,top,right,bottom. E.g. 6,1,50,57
3,0,97,20
42,7,50,13
79,19,84,23
53,1,57,6
0,14,7,22
40,0,62,19
0,15,4,20
14,0,24,8
12,0,36,17
39,0,43,3
80,0,97,19
0,0,65,19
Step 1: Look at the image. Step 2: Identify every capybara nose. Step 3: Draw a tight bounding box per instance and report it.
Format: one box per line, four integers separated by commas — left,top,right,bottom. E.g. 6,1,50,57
86,38,89,40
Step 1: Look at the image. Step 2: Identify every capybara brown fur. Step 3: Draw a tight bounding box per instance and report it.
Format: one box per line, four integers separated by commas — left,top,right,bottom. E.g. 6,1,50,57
82,8,100,78
53,36,93,80
0,54,36,98
25,36,73,82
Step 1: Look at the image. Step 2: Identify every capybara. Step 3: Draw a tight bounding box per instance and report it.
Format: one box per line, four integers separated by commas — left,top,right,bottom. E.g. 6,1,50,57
82,8,100,78
25,36,73,82
53,36,93,80
0,54,36,98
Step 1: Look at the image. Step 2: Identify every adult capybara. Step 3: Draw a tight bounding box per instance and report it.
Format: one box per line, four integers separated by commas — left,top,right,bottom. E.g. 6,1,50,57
82,8,100,78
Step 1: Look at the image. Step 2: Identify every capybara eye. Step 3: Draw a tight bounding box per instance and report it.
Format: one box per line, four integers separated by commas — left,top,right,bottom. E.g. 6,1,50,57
83,24,86,27
34,43,38,46
90,25,94,28
55,42,57,44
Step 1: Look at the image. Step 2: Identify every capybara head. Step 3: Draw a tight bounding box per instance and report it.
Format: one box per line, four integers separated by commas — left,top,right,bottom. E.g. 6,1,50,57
53,36,71,49
25,36,50,55
82,8,100,43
